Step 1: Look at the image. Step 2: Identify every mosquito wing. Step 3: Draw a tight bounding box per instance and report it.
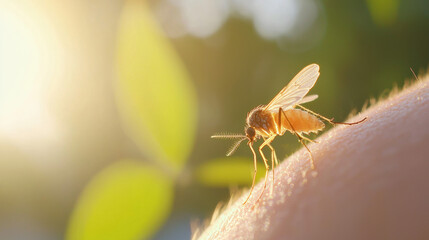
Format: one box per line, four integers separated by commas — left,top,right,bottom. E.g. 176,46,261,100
298,94,318,105
264,64,320,112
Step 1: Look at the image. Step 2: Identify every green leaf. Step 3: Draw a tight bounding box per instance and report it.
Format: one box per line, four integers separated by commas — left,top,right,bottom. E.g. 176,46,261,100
196,157,266,187
116,1,197,173
66,160,173,240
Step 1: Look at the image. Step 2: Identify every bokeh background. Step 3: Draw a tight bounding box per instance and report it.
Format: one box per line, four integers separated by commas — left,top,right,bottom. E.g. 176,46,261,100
0,0,428,239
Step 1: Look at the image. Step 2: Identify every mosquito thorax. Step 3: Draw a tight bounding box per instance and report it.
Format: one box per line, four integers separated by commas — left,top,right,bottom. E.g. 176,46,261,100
246,106,264,125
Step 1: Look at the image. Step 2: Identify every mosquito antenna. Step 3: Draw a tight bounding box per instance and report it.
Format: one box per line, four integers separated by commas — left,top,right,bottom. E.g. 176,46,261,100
410,67,420,81
211,133,246,139
226,137,246,156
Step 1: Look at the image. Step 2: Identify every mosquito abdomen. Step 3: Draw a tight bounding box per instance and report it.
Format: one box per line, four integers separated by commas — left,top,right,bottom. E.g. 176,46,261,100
278,109,325,134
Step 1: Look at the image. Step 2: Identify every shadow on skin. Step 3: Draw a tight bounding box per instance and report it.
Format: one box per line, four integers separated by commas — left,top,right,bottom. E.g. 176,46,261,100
197,77,429,240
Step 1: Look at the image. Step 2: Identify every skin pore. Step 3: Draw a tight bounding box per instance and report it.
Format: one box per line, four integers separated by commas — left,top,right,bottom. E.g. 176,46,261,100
197,77,429,240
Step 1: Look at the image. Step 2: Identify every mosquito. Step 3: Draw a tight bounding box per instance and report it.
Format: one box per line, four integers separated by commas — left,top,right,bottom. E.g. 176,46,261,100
211,63,367,204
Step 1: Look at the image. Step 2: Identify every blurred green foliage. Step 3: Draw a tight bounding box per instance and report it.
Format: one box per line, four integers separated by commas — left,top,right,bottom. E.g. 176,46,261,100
116,1,197,173
67,1,197,239
196,157,265,187
366,0,399,26
66,160,173,240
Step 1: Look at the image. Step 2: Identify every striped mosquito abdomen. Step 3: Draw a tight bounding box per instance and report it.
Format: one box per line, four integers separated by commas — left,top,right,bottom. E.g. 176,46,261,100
276,109,325,134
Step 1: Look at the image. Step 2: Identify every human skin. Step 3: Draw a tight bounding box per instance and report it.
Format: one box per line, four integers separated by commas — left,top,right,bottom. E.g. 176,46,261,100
198,78,429,240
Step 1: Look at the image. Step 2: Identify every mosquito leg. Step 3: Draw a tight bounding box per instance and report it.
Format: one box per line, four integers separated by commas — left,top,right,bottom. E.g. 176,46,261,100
267,142,279,166
262,136,276,194
277,108,283,135
299,137,315,169
263,136,278,196
256,135,276,202
296,132,316,169
296,104,367,126
295,104,332,123
330,117,367,125
280,108,316,169
266,142,278,195
263,136,278,166
299,133,318,144
243,142,258,205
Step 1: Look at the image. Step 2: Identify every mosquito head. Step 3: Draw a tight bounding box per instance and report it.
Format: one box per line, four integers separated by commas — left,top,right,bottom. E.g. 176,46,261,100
245,126,256,143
